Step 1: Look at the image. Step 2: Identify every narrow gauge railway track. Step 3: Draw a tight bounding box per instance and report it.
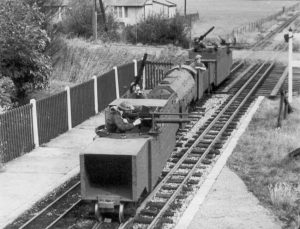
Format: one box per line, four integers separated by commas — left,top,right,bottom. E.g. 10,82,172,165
230,61,244,74
226,62,267,94
229,63,288,97
18,182,81,229
120,61,274,229
257,64,287,96
252,13,299,50
216,61,250,93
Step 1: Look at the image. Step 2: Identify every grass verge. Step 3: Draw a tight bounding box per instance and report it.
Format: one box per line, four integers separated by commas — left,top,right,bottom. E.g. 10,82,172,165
227,97,300,229
49,37,188,84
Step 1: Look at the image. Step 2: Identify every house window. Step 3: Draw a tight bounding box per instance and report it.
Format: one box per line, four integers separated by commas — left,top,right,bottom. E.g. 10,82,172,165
113,6,122,18
113,6,128,18
118,7,122,18
124,7,128,18
113,6,118,17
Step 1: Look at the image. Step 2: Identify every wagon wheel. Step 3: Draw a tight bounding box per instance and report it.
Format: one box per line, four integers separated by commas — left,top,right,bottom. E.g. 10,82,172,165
94,203,103,222
119,203,125,223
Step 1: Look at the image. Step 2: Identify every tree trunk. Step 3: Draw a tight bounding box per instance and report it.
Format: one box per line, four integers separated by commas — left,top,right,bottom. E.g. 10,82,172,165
98,0,107,31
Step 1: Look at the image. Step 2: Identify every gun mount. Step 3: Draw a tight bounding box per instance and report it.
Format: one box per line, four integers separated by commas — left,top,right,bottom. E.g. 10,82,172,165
145,112,191,135
130,53,148,93
194,26,215,50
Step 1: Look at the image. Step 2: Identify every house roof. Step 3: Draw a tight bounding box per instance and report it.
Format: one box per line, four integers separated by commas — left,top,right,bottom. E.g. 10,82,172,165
109,0,147,7
109,0,176,7
43,0,70,7
154,0,176,7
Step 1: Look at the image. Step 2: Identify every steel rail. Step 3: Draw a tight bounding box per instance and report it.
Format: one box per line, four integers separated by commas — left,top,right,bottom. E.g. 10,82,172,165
45,199,82,229
230,61,244,75
223,62,264,93
19,181,80,229
134,62,269,219
91,222,103,229
148,62,274,229
252,13,299,50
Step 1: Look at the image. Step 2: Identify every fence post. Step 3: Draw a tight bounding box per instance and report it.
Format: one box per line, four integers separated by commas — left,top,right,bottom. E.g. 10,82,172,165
283,95,288,119
30,99,39,148
288,28,293,103
277,90,284,128
133,59,138,77
113,66,120,99
142,65,146,90
65,86,72,130
93,75,98,114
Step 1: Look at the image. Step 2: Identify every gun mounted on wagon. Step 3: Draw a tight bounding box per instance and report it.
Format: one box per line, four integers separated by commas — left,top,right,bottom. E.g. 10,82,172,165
96,105,192,137
194,26,215,51
126,107,191,135
130,53,148,94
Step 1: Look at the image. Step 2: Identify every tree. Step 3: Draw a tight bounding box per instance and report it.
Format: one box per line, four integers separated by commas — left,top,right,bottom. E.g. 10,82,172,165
0,0,52,105
124,13,189,46
61,0,119,41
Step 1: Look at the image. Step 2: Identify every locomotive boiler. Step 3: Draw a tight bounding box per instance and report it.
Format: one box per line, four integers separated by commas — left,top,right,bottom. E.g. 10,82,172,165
80,40,233,221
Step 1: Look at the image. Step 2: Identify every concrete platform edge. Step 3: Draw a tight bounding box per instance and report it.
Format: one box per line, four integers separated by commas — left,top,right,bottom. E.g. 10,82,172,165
2,166,79,229
174,96,265,229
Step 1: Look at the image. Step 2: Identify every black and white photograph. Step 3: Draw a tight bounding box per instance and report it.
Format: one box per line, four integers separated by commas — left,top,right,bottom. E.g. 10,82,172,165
0,0,299,228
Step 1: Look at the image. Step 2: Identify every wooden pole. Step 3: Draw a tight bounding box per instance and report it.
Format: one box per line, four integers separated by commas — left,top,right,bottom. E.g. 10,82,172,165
283,97,287,119
277,90,284,128
92,0,97,40
98,0,107,32
288,28,293,103
184,0,186,17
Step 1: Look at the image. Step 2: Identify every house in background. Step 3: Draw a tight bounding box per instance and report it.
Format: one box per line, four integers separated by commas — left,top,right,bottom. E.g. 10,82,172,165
43,0,70,24
108,0,177,25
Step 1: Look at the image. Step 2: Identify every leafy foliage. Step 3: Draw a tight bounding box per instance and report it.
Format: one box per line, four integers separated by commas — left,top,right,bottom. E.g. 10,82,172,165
0,76,16,110
23,0,58,28
0,0,51,105
124,13,189,47
59,0,119,41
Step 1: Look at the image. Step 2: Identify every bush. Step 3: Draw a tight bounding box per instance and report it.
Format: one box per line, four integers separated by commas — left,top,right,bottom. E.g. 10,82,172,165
60,0,119,41
0,0,51,105
268,182,298,209
0,76,16,110
124,13,189,46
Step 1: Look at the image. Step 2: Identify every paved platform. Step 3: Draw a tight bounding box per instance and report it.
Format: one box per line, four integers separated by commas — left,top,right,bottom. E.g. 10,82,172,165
0,112,105,228
187,166,281,229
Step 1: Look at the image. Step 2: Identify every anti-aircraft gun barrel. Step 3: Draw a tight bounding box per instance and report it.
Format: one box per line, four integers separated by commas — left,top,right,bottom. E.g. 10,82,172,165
198,26,215,42
130,53,148,93
154,118,191,123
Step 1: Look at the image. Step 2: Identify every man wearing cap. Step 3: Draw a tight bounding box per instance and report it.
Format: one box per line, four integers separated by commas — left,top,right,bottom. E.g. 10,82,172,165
106,101,141,133
191,54,206,71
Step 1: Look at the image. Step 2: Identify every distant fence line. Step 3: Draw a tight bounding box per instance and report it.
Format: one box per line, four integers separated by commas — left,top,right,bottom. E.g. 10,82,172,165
0,60,172,163
181,12,200,23
230,2,300,39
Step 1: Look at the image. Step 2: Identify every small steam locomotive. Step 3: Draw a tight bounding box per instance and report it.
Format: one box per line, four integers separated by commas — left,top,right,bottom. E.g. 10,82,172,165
80,29,233,221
